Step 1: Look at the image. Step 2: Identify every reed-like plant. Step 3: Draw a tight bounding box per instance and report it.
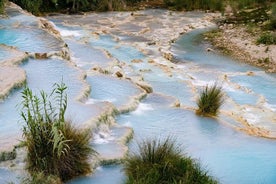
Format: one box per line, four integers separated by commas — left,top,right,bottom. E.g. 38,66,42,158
21,82,95,181
196,84,224,116
124,138,217,184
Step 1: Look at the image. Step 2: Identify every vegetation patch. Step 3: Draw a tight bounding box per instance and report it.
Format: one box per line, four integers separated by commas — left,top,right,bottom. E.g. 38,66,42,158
257,32,276,45
270,3,276,29
163,0,223,11
22,172,62,184
0,149,16,162
20,82,96,182
0,0,4,14
196,84,224,116
124,137,218,184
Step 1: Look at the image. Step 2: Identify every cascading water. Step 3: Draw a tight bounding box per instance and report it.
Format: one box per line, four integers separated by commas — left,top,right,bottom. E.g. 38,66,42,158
0,4,276,184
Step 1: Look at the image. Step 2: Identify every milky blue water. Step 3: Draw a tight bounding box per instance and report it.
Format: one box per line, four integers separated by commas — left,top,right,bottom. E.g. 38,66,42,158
87,75,143,109
67,165,126,184
1,8,276,184
0,58,89,147
0,28,63,53
116,94,276,184
0,168,19,184
90,35,145,64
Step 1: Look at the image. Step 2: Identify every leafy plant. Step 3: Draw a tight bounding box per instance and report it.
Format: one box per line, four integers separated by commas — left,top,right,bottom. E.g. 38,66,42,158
196,84,224,116
124,138,217,184
21,82,96,181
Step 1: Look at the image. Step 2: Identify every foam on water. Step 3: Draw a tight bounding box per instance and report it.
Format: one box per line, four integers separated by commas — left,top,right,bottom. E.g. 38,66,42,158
132,103,154,115
59,29,82,37
93,131,115,144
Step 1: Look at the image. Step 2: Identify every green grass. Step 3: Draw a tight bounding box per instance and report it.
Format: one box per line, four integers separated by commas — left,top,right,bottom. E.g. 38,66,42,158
20,82,96,181
124,138,218,184
196,84,224,116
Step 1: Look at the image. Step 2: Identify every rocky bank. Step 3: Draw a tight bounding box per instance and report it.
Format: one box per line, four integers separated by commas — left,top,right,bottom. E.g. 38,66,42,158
206,24,276,72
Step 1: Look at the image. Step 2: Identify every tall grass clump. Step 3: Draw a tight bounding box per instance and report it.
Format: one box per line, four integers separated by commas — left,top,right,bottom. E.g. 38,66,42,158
124,138,218,184
196,84,224,116
21,82,95,182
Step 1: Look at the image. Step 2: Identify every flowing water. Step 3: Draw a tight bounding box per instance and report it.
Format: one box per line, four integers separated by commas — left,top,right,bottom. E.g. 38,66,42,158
0,4,276,184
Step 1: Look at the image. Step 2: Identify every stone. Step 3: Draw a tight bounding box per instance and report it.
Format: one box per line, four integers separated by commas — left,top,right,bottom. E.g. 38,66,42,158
163,52,174,61
131,59,143,63
34,53,47,59
115,71,123,78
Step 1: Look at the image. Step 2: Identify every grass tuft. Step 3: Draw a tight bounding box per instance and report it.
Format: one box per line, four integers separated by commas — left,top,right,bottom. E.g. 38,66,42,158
124,137,218,184
196,84,224,116
20,82,96,181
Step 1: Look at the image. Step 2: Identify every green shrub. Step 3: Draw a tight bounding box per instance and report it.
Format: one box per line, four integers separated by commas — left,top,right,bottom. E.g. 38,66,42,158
164,0,223,11
124,138,217,184
19,0,42,15
21,82,96,181
257,32,276,45
196,84,224,116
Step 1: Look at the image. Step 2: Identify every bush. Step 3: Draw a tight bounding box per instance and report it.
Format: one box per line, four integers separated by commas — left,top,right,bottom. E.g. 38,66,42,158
19,0,42,15
164,0,223,11
196,84,224,116
21,82,96,181
124,138,218,184
257,32,276,45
